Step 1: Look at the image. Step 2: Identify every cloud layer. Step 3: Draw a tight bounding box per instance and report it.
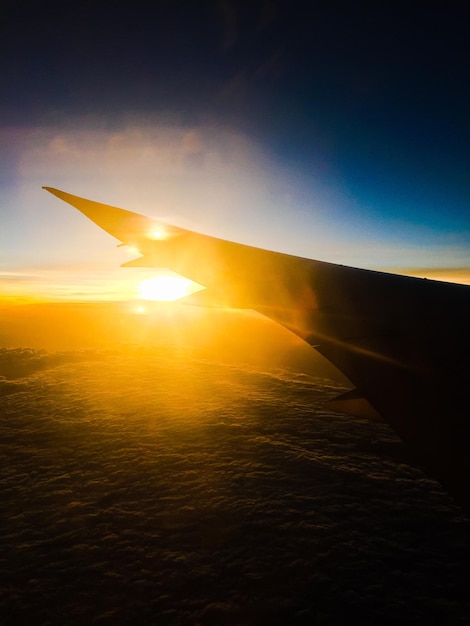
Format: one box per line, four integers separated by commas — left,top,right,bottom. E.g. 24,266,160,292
1,346,469,624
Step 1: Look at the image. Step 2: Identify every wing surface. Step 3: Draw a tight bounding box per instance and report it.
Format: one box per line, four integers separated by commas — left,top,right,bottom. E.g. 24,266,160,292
44,187,470,511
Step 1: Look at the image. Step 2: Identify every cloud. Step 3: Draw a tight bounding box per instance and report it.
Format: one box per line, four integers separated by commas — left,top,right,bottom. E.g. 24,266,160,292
5,121,341,298
0,347,105,379
4,119,468,294
12,123,275,227
1,346,469,623
1,120,366,267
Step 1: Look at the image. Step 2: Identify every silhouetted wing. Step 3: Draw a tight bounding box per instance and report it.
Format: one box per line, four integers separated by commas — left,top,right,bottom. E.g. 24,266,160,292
44,187,470,511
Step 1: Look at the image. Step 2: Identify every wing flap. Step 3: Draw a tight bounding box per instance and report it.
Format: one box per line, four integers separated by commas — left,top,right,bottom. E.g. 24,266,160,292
326,389,383,421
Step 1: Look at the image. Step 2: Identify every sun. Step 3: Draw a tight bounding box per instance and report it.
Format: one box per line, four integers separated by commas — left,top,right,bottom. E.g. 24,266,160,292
137,272,204,302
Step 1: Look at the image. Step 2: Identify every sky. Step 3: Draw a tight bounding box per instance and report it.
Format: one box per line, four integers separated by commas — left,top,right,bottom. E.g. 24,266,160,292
2,1,470,299
2,6,470,620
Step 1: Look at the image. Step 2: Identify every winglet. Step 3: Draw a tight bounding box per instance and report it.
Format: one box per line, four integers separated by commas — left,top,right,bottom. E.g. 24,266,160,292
43,187,185,245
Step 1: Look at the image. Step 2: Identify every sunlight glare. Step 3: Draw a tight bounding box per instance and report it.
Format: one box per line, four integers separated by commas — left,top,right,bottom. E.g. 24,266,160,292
138,273,204,301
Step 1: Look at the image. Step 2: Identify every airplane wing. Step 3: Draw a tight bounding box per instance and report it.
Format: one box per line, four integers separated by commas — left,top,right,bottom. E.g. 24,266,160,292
43,187,470,511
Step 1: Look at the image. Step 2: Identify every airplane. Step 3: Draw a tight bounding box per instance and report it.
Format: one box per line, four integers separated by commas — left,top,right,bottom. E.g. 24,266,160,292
43,187,470,513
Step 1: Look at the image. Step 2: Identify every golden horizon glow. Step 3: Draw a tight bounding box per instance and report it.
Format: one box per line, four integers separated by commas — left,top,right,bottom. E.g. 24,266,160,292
381,267,470,286
137,273,205,301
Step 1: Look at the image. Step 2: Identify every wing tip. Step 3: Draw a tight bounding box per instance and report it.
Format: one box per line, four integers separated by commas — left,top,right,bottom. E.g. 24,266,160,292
42,186,63,198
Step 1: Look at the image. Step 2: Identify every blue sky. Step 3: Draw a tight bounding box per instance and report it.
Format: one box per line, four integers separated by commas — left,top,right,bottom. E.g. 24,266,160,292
2,2,469,298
